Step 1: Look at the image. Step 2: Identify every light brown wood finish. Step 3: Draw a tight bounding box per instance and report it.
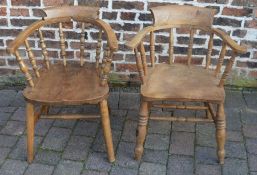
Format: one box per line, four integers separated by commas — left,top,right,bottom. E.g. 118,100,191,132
26,102,35,163
206,33,214,69
100,100,115,162
24,40,40,78
80,22,86,66
187,28,195,65
96,29,103,69
215,42,227,76
139,42,147,75
38,29,50,69
150,31,155,67
169,28,174,64
125,5,248,165
7,6,118,163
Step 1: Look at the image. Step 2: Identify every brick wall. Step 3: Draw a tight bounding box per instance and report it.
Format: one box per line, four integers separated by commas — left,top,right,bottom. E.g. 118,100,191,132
0,0,256,85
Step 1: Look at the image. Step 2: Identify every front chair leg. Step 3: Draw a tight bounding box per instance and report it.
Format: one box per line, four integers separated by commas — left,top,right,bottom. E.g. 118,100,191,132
99,100,115,163
134,101,149,160
215,102,226,164
26,102,35,163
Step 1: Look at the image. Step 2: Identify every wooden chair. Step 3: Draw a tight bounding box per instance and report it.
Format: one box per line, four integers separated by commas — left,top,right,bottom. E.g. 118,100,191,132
7,6,118,163
126,5,247,164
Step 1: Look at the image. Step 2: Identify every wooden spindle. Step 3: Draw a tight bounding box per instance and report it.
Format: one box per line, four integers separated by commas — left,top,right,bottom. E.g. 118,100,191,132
215,42,227,77
205,33,214,69
101,46,112,86
24,40,40,78
150,31,155,67
134,48,145,84
139,42,147,75
14,51,34,87
96,29,103,69
219,51,236,87
80,22,85,66
169,28,174,64
187,28,195,66
38,29,50,69
59,22,66,66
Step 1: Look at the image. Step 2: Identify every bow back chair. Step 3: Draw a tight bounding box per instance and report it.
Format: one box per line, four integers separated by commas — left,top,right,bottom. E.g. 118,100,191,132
126,5,247,164
7,6,118,163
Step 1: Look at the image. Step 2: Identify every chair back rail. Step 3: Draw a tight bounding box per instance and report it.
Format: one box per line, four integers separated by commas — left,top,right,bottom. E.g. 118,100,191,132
7,6,118,87
205,33,214,69
169,28,174,64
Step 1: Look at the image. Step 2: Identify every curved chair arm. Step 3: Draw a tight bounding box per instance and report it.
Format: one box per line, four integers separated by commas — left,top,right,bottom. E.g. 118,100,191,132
125,26,154,49
6,18,71,55
212,28,247,54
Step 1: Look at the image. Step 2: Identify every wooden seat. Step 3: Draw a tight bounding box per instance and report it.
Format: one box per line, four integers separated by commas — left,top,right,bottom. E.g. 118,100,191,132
141,63,225,102
7,5,118,163
126,5,247,165
24,63,109,105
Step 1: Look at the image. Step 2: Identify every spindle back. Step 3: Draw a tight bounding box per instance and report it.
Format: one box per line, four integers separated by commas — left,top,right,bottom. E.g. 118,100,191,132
7,6,118,87
126,5,247,86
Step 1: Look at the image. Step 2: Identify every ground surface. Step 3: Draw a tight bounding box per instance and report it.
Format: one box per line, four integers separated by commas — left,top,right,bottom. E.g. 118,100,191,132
0,88,256,175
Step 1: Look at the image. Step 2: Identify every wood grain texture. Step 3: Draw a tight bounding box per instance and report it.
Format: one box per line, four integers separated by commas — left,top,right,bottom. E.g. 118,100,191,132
80,22,86,66
169,28,174,64
206,33,214,69
59,22,67,66
24,40,40,78
150,31,155,67
26,102,35,163
23,63,109,105
139,42,147,75
150,5,216,27
187,28,195,65
215,42,227,77
141,63,225,102
134,48,145,84
38,29,50,69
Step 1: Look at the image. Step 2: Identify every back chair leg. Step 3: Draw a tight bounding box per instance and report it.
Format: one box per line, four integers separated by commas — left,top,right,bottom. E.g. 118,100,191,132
215,102,226,164
134,101,149,160
26,102,35,163
99,99,115,163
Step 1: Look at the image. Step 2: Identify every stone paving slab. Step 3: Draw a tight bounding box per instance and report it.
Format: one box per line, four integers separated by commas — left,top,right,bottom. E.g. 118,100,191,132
0,89,256,175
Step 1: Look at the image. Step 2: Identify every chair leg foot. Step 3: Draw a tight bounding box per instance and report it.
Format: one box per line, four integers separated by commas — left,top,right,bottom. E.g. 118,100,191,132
26,102,35,164
134,101,149,160
100,100,115,163
215,103,226,165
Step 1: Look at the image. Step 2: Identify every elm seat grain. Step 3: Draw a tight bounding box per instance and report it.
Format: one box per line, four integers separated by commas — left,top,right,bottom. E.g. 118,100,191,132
141,63,225,103
23,63,109,105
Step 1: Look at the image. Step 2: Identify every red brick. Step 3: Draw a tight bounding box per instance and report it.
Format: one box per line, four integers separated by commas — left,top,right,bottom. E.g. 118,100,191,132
0,69,17,75
232,0,257,7
0,0,6,5
222,7,252,17
0,7,7,16
0,18,7,26
120,12,136,21
43,0,72,6
116,63,137,72
11,19,36,27
214,17,241,27
102,12,117,20
12,0,40,6
0,59,6,66
174,56,204,65
249,71,257,79
232,29,247,38
10,8,29,16
198,0,229,3
112,1,144,10
245,20,257,29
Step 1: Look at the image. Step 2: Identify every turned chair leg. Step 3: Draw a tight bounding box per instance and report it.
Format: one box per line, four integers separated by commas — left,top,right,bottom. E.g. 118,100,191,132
215,102,226,164
99,99,115,163
134,101,149,160
26,102,35,163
